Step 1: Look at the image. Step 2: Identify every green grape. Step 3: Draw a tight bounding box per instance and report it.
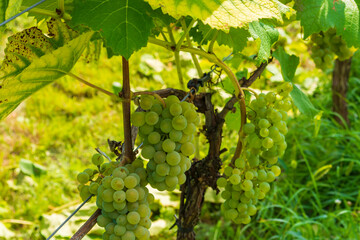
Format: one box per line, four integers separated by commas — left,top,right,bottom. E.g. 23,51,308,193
139,124,154,135
105,222,116,234
224,166,233,177
235,158,245,169
80,185,91,200
140,95,153,110
145,111,159,125
184,109,198,122
151,103,163,115
161,108,172,119
259,182,270,193
259,128,269,137
169,130,183,142
172,115,187,130
77,172,90,184
266,171,276,182
166,151,181,166
141,145,155,159
162,139,175,152
154,151,166,164
265,92,276,104
102,201,115,212
126,189,139,202
165,175,178,188
148,132,161,144
241,180,253,191
183,123,196,135
160,119,173,133
113,190,126,203
170,103,182,116
116,215,127,225
97,215,112,227
89,182,99,194
124,175,139,189
258,119,270,128
217,177,227,188
156,163,170,176
122,231,136,240
134,226,148,238
165,95,180,106
229,174,241,185
114,224,126,236
92,153,104,166
111,178,124,191
169,165,181,176
131,112,145,127
180,142,195,156
102,189,115,202
262,137,274,149
243,123,255,134
103,176,114,189
245,171,254,180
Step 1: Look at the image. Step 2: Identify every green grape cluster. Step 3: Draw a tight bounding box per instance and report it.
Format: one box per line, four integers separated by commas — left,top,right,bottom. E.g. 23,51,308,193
78,155,154,240
310,28,352,69
217,82,292,224
131,95,200,191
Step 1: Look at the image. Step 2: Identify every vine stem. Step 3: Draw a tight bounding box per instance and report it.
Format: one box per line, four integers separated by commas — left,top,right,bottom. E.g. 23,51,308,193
58,0,65,15
180,19,203,77
176,19,196,51
242,87,259,98
132,91,166,107
67,72,116,97
122,57,134,164
208,30,219,53
167,26,184,88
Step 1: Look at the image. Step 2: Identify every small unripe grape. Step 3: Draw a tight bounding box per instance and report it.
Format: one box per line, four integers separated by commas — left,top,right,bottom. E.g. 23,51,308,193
145,111,159,125
243,123,255,134
77,172,90,184
92,153,104,166
172,115,187,130
170,103,182,116
217,177,228,188
140,95,154,110
162,139,176,152
262,137,274,149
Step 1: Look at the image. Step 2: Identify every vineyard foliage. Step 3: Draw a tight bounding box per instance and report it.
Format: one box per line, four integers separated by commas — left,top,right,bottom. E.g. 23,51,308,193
0,0,360,239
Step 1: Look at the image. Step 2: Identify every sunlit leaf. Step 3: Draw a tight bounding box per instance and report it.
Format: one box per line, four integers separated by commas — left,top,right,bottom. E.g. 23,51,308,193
0,19,93,120
145,0,289,30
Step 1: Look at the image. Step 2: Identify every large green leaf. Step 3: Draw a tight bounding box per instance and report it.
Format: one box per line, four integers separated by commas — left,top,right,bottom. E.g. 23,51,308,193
249,21,279,62
273,47,319,118
71,0,154,59
0,0,9,24
190,21,250,52
0,19,93,120
22,0,73,21
294,0,360,48
145,0,289,30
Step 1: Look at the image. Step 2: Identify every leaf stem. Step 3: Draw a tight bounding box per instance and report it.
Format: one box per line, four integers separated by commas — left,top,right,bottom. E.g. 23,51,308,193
181,19,203,77
208,30,219,53
58,0,65,15
19,6,71,21
242,87,258,98
67,72,116,97
166,26,184,88
176,18,196,51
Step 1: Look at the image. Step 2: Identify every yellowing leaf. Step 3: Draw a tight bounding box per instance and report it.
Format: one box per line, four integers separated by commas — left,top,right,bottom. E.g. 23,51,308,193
0,19,93,120
145,0,289,30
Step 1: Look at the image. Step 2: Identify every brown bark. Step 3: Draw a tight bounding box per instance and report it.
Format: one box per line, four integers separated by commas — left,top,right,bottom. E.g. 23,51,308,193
70,209,101,240
332,58,351,127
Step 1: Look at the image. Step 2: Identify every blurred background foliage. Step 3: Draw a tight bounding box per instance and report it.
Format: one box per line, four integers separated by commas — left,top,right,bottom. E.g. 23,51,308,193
0,14,360,240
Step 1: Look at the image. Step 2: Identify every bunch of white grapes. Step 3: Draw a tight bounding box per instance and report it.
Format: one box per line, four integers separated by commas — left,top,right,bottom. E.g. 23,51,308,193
310,28,352,70
217,82,293,224
131,95,200,191
77,155,154,240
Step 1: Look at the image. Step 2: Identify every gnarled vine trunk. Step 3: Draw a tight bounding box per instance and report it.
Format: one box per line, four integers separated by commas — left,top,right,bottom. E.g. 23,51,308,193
332,58,352,127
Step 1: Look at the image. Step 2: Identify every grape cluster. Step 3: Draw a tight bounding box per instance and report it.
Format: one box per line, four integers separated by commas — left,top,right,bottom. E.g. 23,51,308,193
131,95,199,191
77,155,153,240
217,82,292,224
310,28,352,69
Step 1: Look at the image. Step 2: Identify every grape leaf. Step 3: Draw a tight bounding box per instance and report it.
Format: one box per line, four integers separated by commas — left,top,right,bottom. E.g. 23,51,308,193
71,0,154,59
0,0,9,29
273,47,320,118
6,0,23,19
0,19,93,120
249,21,279,62
190,21,249,52
145,0,289,31
294,0,360,48
22,0,73,21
